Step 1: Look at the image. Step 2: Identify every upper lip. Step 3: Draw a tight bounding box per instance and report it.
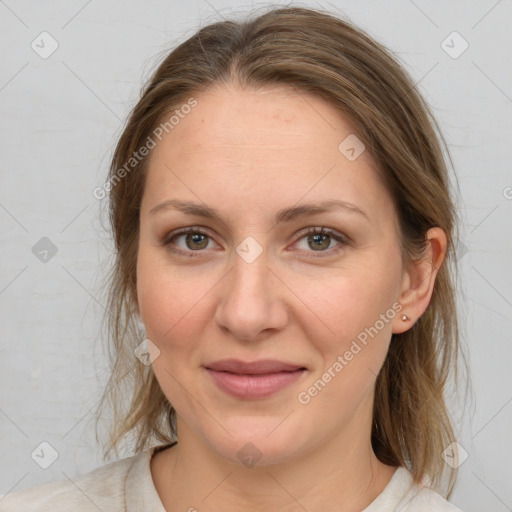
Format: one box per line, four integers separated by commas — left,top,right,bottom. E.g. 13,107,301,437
205,359,306,375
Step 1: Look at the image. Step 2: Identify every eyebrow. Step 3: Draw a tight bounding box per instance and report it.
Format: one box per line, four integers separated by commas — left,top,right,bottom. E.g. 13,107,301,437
149,198,369,224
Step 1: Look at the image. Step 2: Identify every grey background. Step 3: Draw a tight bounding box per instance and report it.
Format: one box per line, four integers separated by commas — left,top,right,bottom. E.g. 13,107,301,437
1,1,511,510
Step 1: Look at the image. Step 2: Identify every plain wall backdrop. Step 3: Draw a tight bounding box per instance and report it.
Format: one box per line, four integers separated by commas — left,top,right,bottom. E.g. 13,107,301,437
1,1,511,510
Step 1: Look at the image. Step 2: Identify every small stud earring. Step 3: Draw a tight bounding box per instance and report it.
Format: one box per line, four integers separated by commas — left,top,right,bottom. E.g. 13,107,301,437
401,314,409,322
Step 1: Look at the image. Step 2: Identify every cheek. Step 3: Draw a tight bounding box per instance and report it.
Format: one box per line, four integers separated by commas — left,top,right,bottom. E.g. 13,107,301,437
291,269,402,421
293,272,399,417
136,250,213,410
136,248,216,354
290,263,400,350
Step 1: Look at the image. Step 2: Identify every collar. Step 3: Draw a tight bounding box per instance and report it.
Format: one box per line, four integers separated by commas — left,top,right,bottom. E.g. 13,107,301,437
125,442,176,512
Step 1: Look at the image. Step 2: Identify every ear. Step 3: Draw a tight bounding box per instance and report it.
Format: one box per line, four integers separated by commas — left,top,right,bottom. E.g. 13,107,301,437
392,227,448,334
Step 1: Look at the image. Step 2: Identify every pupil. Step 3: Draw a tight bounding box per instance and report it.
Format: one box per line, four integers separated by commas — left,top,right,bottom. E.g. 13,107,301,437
310,234,329,250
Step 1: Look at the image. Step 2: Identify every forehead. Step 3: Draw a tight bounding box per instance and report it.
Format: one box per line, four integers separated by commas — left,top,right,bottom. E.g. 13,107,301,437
163,83,361,154
142,83,394,225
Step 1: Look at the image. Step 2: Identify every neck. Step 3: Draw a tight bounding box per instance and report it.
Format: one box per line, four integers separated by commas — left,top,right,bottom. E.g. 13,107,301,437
151,401,397,511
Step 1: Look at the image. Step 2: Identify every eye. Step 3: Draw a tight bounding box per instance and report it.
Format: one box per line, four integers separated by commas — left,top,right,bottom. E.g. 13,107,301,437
292,226,349,258
162,226,349,259
162,227,218,257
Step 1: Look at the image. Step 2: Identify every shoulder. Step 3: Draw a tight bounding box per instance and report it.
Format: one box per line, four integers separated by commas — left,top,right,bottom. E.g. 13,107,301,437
399,486,463,511
0,451,146,512
393,468,464,512
365,467,464,512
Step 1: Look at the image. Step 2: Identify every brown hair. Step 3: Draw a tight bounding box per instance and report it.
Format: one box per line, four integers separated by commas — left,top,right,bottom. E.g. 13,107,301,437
95,5,464,497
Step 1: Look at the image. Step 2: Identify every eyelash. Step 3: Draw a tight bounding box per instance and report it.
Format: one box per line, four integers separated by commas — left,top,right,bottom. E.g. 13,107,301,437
161,226,350,259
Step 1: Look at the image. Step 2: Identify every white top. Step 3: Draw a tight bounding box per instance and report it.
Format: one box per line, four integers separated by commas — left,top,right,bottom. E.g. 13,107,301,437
0,443,463,511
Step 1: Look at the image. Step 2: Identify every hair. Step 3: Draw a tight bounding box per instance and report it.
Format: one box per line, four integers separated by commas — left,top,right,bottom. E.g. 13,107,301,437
94,4,464,497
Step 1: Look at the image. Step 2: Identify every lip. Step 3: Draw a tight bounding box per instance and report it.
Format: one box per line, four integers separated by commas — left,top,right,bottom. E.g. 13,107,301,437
204,359,307,400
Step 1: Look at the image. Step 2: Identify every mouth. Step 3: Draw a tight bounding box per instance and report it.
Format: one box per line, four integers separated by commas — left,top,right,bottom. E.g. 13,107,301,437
204,359,307,399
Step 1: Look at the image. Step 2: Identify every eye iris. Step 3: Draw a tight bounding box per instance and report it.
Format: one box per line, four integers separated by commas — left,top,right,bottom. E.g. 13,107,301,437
186,233,208,250
309,233,330,251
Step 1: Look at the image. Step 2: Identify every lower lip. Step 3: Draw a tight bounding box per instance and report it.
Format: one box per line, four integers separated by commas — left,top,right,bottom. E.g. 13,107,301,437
205,368,306,399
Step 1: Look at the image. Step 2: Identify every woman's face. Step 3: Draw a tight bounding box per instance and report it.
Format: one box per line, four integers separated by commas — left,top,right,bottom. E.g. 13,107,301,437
137,83,407,465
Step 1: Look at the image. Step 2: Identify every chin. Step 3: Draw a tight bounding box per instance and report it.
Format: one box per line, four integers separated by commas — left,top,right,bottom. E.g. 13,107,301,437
198,416,312,468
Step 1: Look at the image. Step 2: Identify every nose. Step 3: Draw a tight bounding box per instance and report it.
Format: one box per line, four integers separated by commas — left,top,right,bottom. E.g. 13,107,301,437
214,248,288,342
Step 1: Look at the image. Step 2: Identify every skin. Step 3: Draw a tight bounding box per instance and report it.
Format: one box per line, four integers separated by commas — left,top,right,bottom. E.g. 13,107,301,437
136,83,447,511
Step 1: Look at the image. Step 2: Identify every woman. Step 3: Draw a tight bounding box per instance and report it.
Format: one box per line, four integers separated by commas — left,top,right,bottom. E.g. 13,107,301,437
0,6,465,511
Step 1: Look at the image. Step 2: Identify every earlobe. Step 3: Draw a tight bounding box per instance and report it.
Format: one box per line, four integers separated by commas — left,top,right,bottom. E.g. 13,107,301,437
392,227,447,334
